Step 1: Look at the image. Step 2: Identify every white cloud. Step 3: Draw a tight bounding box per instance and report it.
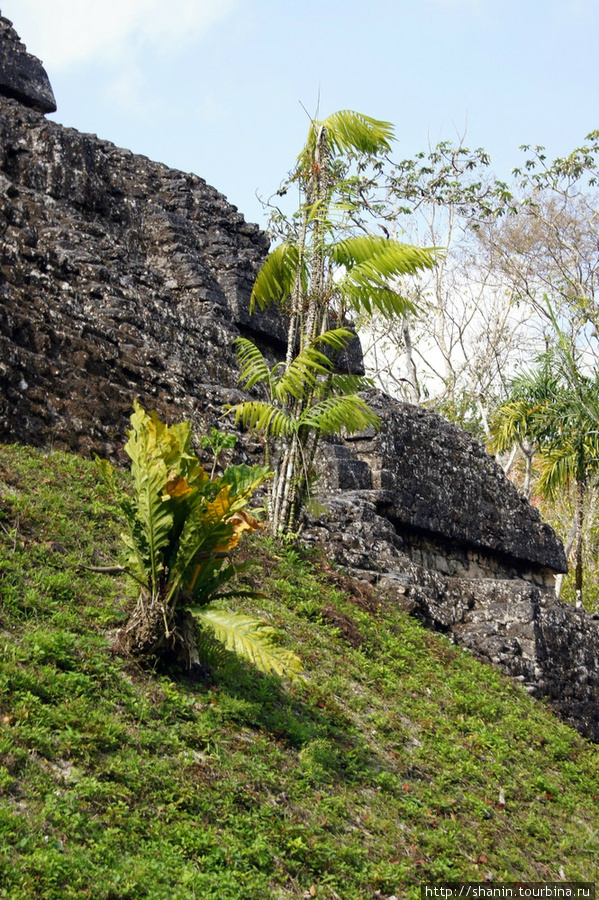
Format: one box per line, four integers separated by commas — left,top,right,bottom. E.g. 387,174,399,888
2,0,237,70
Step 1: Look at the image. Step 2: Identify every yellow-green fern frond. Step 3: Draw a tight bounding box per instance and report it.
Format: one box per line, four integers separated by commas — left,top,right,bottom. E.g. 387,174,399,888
191,605,304,682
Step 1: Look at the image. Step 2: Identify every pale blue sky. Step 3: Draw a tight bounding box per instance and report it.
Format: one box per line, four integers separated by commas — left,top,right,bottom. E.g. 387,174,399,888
5,0,599,226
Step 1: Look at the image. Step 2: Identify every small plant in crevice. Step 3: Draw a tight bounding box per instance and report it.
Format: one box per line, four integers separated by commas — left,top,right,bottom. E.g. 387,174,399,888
99,402,303,681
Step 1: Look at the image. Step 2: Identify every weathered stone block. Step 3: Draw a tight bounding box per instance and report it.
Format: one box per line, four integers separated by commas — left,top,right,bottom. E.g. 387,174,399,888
0,15,56,113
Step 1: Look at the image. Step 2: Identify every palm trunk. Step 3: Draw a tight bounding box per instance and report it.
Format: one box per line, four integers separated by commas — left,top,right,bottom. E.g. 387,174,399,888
303,125,329,347
522,441,534,499
270,436,299,534
273,127,329,536
555,515,578,599
574,473,585,606
402,313,420,404
285,209,310,369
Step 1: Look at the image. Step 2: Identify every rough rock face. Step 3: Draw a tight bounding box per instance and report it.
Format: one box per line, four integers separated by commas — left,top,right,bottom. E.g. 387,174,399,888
0,14,56,113
2,14,598,741
345,394,567,576
0,94,270,455
303,489,599,741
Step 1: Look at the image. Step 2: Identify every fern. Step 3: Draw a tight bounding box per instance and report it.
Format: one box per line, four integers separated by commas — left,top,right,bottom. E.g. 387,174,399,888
107,404,302,681
191,605,305,682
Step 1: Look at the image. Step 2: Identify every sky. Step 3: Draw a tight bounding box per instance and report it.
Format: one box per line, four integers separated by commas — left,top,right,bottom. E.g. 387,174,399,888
3,0,599,228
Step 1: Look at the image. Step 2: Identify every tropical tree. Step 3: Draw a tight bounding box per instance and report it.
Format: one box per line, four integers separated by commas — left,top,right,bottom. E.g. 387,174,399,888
101,402,303,680
477,131,599,371
490,353,561,498
491,354,599,603
230,110,437,534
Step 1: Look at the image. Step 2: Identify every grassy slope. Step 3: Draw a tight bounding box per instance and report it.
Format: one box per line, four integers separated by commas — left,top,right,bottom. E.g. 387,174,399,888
0,443,598,900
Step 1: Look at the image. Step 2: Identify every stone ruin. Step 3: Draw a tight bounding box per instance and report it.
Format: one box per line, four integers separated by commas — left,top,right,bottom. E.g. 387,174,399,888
0,13,598,740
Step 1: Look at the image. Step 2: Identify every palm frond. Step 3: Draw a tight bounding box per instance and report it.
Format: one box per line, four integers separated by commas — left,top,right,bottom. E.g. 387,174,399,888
331,235,438,273
272,346,333,403
339,280,416,318
196,627,232,672
332,238,437,319
312,327,356,352
320,373,376,396
299,111,395,167
300,394,380,438
229,400,295,439
324,110,395,155
190,605,304,681
250,243,301,312
537,443,578,500
490,399,543,453
234,338,272,391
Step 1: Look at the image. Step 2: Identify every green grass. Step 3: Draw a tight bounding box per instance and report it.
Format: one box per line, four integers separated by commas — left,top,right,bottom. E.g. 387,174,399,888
1,442,599,899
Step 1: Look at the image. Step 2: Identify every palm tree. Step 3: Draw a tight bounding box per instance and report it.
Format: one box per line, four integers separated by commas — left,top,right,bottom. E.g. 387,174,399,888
535,378,599,603
490,353,560,498
230,110,437,534
491,354,599,603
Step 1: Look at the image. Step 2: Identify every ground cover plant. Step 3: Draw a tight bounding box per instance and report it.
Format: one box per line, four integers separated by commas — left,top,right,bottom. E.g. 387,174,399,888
1,442,599,899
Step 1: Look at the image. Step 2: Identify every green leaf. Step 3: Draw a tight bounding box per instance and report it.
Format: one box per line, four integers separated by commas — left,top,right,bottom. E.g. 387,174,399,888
220,463,273,502
250,243,302,312
320,372,376,397
323,110,395,156
330,237,438,319
297,110,395,175
312,327,356,352
300,394,380,438
272,346,333,403
229,400,295,439
235,338,272,391
190,605,305,681
123,402,178,594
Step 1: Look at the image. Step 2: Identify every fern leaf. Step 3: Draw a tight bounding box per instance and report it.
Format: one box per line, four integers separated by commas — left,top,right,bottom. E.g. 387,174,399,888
190,605,305,681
